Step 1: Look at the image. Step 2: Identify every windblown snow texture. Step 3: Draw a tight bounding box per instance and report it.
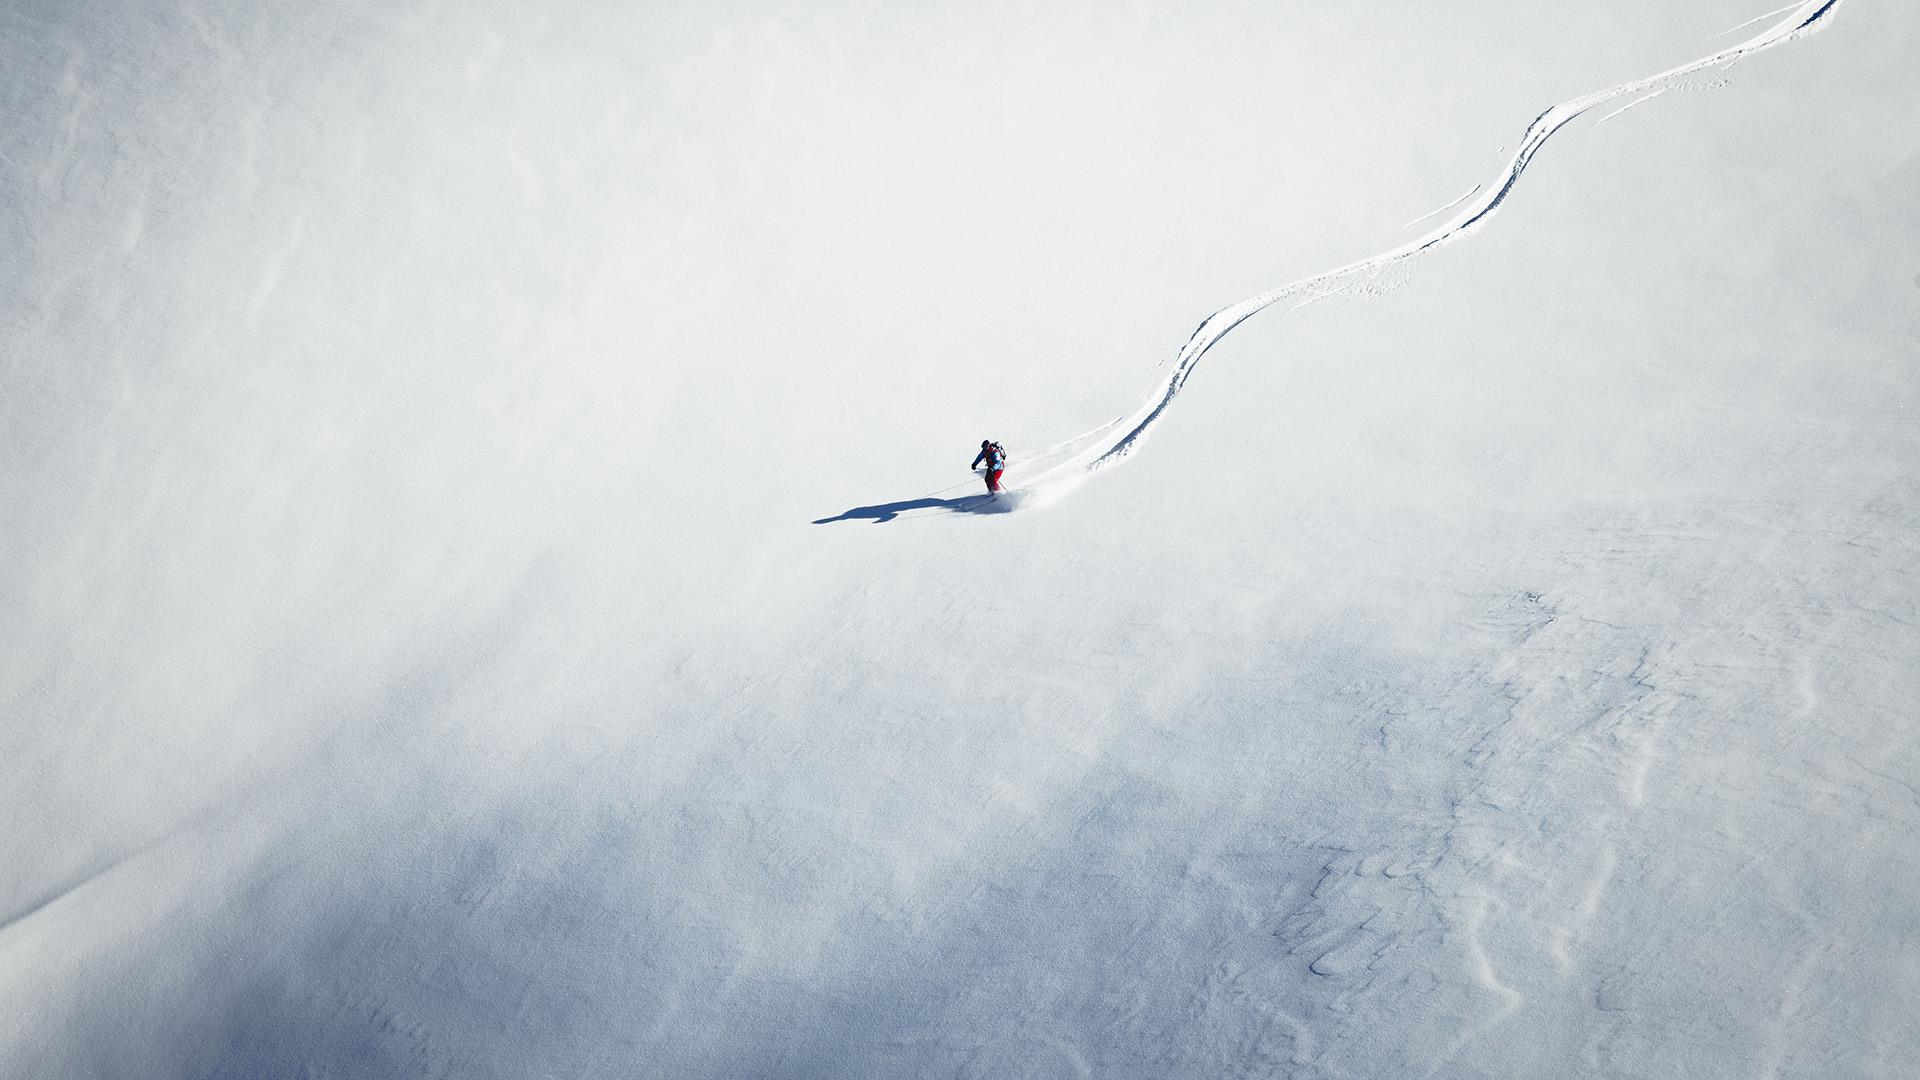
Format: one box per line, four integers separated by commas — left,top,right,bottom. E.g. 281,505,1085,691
4,1,1912,1076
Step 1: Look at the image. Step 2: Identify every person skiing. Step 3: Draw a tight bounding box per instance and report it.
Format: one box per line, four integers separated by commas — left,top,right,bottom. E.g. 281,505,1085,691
971,439,1007,493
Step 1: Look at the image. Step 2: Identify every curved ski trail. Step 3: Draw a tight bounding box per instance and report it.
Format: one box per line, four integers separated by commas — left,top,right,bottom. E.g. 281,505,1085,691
1013,0,1845,499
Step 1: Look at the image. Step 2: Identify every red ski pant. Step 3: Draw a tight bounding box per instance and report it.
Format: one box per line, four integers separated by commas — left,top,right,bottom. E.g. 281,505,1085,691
985,468,1004,493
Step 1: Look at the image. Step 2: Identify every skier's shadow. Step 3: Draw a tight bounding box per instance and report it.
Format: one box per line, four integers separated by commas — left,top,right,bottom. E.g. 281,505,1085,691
812,492,1012,525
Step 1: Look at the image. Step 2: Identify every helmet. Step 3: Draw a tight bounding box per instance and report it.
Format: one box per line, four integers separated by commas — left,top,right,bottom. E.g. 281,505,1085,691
982,439,992,447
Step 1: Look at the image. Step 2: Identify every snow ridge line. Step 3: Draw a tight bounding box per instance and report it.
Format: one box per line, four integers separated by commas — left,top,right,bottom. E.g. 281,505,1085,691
1024,0,1845,492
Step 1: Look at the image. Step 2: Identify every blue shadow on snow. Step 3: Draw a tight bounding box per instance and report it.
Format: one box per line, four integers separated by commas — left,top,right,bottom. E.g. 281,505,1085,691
812,493,1012,525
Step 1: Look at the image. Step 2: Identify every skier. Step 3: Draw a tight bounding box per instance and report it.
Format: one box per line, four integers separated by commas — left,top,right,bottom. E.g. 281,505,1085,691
971,439,1007,493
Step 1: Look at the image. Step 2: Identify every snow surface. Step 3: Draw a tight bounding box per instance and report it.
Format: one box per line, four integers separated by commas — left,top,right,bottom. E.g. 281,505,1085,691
4,1,1917,1077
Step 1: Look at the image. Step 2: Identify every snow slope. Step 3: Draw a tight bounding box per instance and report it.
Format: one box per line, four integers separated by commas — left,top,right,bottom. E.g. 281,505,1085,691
1015,0,1850,490
4,1,1917,1077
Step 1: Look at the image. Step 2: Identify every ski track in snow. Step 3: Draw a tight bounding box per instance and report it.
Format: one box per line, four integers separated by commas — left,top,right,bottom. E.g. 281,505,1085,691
1716,2,1810,38
1594,87,1669,127
1012,0,1845,498
1397,182,1484,232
